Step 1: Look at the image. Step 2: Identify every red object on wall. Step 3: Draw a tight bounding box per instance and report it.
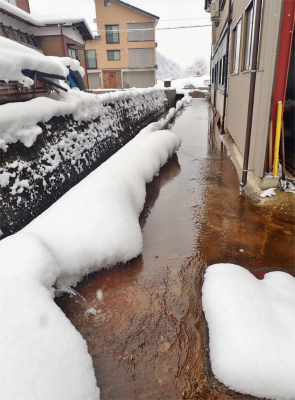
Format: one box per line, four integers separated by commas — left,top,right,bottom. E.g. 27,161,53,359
269,0,295,169
16,0,30,13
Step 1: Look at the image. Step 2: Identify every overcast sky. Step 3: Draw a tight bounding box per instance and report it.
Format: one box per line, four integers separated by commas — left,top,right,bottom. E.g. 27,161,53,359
29,0,212,70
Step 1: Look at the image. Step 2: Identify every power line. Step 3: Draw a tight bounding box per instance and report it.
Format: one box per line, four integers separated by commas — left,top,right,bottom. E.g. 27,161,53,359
160,17,211,21
94,25,211,33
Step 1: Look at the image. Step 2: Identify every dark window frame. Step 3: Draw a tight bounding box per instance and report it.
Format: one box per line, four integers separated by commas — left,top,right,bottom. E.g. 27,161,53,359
231,18,242,74
107,50,121,61
86,49,97,69
243,1,254,71
105,25,120,44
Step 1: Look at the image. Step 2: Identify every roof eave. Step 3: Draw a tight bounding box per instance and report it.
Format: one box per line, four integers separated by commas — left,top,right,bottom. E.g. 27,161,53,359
112,0,159,23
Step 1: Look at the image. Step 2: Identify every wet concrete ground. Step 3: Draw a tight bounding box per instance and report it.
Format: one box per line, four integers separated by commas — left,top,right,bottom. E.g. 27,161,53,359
56,99,295,400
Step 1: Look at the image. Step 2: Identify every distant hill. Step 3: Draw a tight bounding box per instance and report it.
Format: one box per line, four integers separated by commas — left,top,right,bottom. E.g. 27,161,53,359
156,51,187,81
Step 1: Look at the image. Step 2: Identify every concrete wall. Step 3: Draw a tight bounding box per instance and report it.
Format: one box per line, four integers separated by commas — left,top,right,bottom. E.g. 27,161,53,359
0,90,168,238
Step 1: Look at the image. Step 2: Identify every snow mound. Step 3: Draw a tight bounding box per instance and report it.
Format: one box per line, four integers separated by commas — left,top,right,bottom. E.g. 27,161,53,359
23,126,182,287
0,232,99,400
260,187,277,198
202,263,295,400
0,94,188,398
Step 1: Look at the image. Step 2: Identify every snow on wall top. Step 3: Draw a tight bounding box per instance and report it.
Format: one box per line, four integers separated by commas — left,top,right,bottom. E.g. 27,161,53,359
0,0,93,38
0,83,167,152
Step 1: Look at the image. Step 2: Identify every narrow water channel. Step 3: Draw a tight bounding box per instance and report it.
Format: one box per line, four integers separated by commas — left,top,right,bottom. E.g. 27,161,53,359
56,99,295,400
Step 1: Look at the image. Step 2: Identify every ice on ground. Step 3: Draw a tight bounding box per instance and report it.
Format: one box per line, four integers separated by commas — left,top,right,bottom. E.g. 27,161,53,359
202,263,295,400
260,187,277,198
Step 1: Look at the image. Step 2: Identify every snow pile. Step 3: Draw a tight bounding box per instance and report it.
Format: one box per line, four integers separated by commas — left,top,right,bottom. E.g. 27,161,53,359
0,36,84,87
0,232,100,400
260,187,277,198
202,264,295,400
22,120,183,287
0,96,187,398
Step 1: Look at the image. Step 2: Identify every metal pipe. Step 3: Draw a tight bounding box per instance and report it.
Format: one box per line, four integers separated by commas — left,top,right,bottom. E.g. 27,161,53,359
240,0,263,187
273,101,282,177
60,25,67,58
221,0,232,134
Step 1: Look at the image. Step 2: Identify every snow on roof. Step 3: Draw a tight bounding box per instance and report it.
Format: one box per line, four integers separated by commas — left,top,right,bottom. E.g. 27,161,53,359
0,0,93,39
0,36,84,87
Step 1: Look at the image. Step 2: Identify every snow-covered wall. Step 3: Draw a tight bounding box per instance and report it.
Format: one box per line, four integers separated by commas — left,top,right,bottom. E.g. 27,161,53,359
0,89,168,238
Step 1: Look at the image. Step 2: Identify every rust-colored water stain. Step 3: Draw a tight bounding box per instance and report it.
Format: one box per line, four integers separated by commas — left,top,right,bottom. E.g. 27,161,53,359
56,99,295,400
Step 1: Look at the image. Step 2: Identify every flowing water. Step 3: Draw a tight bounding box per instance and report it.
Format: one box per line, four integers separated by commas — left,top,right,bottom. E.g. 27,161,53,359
56,99,295,400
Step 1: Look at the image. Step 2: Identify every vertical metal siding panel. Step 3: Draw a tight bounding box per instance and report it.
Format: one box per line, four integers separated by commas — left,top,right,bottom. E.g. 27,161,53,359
88,73,100,89
249,0,282,177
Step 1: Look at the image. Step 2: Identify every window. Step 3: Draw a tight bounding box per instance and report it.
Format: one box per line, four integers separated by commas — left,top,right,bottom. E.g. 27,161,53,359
3,26,16,40
86,50,97,69
244,3,254,70
219,58,223,84
219,55,226,86
129,48,154,68
68,48,77,59
232,19,241,74
104,0,110,6
107,50,120,61
127,23,154,42
215,63,218,85
0,24,6,37
106,25,119,44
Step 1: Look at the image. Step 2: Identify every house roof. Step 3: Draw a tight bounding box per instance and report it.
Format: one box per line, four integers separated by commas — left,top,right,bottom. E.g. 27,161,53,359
204,0,211,12
111,0,159,24
0,0,93,40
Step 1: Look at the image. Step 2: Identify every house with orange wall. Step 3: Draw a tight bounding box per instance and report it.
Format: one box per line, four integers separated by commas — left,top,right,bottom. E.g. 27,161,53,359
85,0,159,89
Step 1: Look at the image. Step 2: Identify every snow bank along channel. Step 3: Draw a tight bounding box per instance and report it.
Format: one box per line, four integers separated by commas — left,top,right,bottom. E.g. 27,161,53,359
0,88,174,238
0,95,189,400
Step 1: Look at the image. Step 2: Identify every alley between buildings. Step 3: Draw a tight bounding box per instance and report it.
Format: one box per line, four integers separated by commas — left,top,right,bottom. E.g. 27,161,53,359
56,98,295,400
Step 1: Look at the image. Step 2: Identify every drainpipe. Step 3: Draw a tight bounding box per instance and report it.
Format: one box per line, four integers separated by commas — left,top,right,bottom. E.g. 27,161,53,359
240,0,263,187
221,0,232,134
60,25,67,57
83,45,90,90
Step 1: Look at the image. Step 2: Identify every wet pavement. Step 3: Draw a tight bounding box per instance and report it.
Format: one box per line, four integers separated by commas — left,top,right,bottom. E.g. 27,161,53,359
56,99,295,400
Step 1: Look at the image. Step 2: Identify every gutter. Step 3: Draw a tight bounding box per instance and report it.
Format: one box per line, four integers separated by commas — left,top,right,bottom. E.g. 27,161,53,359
240,0,263,188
